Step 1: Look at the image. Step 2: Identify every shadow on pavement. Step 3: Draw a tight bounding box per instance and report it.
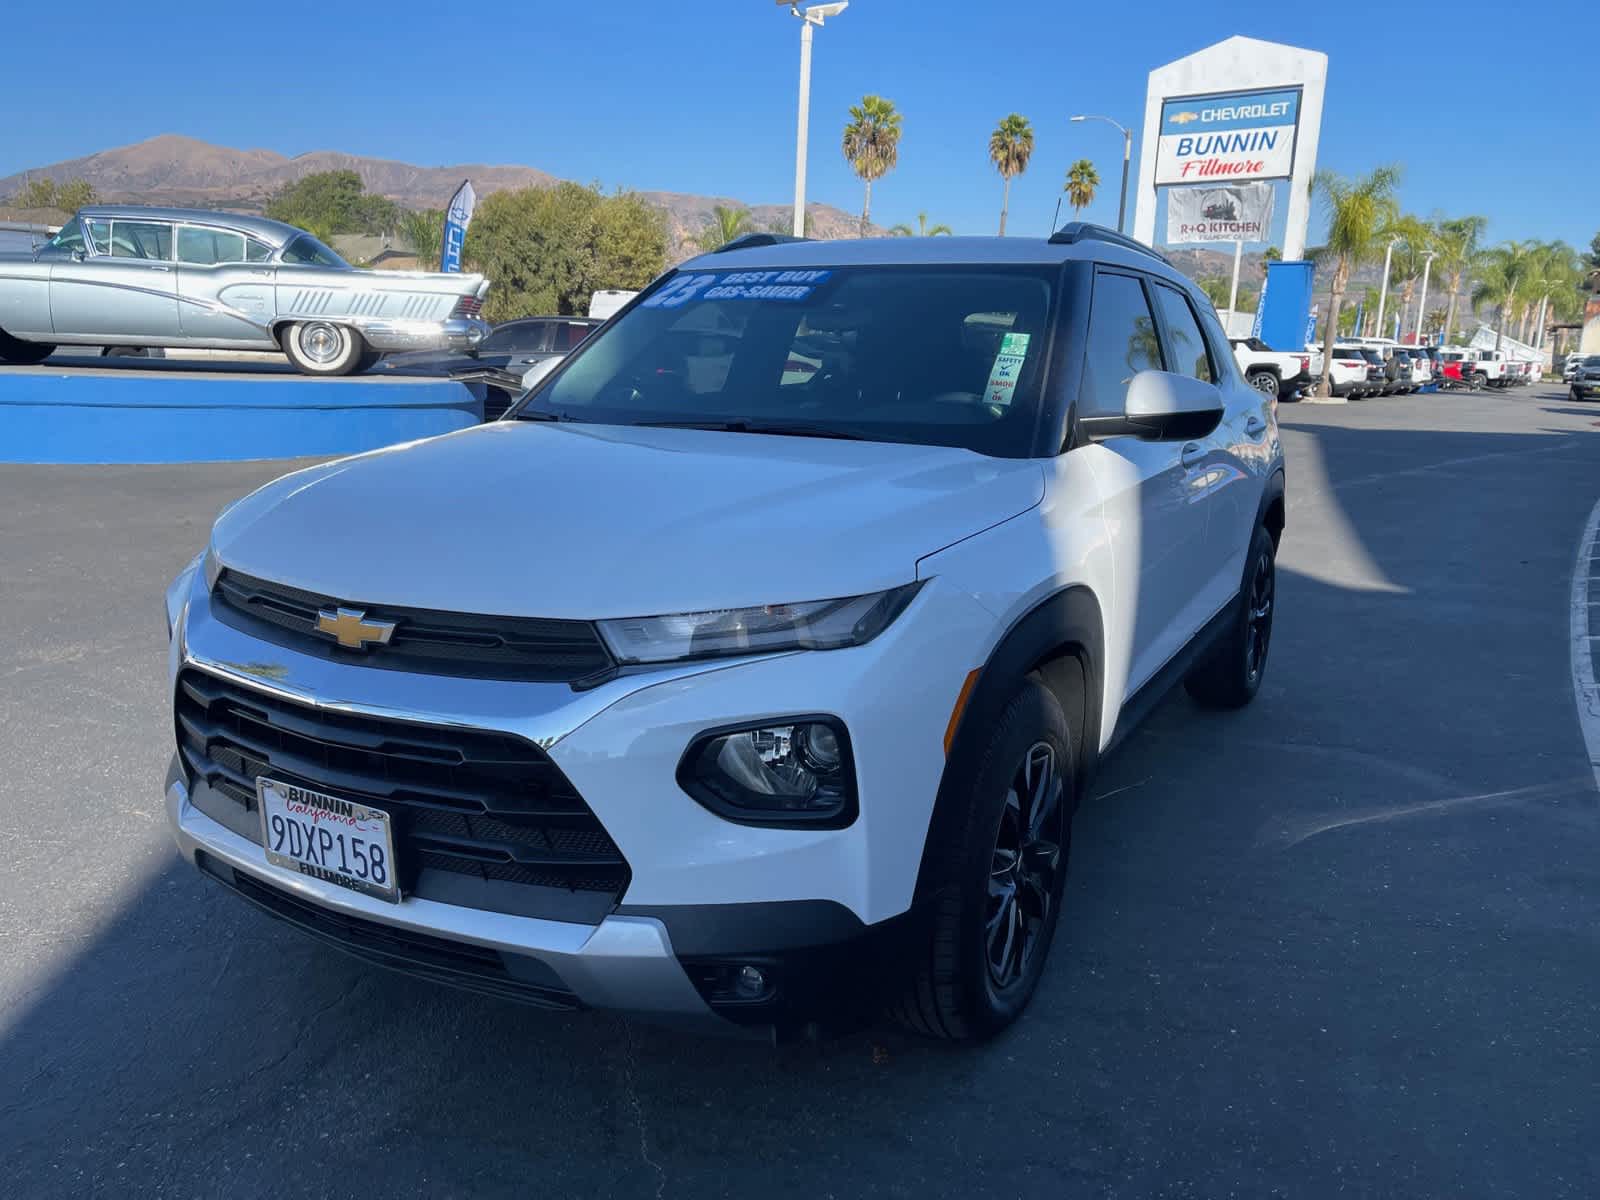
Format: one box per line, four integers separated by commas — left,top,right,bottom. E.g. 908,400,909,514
4,413,1600,1198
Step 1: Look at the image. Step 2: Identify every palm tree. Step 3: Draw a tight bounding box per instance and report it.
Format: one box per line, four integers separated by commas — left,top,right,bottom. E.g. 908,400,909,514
1473,241,1537,352
694,205,757,251
842,95,902,236
1521,241,1582,347
1262,246,1283,263
989,114,1034,236
1432,215,1487,348
1064,159,1099,218
1383,214,1433,336
766,211,815,237
1310,165,1402,396
889,211,953,237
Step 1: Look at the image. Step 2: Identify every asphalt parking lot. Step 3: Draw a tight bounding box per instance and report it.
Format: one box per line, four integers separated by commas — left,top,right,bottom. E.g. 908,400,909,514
3,385,1599,1198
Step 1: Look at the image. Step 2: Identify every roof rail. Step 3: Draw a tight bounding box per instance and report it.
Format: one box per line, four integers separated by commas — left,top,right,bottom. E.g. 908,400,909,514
1047,222,1169,264
712,232,812,253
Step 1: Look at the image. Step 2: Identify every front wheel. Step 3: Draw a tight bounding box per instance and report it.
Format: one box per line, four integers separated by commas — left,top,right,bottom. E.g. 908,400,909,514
1186,523,1276,709
0,329,55,364
894,675,1075,1041
280,321,365,376
1246,369,1279,397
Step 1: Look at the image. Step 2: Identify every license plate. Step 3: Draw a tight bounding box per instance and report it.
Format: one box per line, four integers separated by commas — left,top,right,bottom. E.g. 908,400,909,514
257,778,400,903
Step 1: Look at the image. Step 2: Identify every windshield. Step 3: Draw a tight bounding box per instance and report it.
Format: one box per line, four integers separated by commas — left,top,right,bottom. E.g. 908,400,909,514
280,233,348,268
521,265,1057,456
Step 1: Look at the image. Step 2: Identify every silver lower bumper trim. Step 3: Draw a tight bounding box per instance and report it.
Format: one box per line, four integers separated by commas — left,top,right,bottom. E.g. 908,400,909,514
356,317,490,352
167,775,727,1029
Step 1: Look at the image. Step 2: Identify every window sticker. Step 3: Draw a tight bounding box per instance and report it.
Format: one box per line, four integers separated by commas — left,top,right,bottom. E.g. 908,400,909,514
985,331,1031,407
641,270,832,309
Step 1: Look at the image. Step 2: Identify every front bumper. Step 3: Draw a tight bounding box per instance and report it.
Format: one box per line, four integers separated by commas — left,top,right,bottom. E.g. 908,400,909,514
357,317,490,353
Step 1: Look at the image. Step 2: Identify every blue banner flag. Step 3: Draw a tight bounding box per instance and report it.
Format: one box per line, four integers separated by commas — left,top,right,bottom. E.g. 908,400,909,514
441,180,476,273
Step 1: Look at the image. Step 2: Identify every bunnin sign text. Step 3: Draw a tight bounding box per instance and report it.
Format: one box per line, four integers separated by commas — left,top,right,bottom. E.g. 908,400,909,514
1154,87,1301,186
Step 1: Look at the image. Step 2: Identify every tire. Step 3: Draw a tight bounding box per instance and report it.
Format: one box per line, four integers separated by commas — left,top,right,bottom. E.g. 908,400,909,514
0,328,56,364
1246,369,1279,397
1185,523,1276,710
893,675,1075,1041
101,345,163,359
354,348,382,374
280,321,364,376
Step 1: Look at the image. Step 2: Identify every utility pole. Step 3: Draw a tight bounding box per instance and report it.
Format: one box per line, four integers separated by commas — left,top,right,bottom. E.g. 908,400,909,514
783,2,848,238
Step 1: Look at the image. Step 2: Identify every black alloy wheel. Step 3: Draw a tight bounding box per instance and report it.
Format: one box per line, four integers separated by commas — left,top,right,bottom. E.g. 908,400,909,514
985,742,1065,992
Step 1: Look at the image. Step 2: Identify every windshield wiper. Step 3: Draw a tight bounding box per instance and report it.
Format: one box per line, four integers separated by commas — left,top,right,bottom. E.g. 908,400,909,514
634,419,868,441
512,409,574,422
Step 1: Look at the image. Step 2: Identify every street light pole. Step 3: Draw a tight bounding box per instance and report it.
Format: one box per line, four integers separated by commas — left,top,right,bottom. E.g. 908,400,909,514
783,2,848,239
1414,251,1436,344
1375,236,1398,337
1069,114,1132,234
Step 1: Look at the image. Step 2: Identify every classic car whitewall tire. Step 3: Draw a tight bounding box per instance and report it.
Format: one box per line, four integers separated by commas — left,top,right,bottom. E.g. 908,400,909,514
280,321,364,376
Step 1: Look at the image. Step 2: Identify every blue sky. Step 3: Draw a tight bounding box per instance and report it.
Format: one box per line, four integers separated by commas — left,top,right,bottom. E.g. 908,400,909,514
4,0,1595,252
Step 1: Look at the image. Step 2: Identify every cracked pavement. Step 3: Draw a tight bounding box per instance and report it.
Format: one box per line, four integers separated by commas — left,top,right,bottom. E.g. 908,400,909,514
3,385,1600,1198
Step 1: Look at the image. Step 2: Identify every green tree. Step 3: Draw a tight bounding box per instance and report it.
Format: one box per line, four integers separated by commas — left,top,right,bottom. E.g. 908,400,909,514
1310,164,1402,395
842,95,902,236
265,170,397,240
694,205,757,252
464,182,666,321
7,176,97,210
1262,246,1283,263
766,211,815,237
1382,214,1433,335
1432,215,1487,349
988,114,1034,236
1064,159,1099,217
1472,240,1536,352
889,212,953,237
397,208,444,271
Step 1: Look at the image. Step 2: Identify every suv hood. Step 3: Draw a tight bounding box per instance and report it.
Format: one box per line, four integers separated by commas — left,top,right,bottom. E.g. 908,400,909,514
211,421,1044,619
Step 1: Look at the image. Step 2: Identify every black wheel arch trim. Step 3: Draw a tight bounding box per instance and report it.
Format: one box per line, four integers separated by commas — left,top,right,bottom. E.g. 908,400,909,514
910,584,1104,906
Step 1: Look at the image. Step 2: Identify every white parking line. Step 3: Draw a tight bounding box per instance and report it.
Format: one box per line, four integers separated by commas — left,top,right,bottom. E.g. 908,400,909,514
1571,496,1600,797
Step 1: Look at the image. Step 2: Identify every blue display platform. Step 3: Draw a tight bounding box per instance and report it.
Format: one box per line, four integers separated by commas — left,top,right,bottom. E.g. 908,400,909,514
0,367,484,464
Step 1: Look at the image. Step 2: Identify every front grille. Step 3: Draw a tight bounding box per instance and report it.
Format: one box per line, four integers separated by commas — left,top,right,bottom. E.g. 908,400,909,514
211,569,615,685
176,668,631,923
196,851,580,1009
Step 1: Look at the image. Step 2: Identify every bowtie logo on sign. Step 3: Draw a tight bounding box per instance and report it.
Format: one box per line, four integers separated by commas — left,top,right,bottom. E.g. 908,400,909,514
1154,88,1301,186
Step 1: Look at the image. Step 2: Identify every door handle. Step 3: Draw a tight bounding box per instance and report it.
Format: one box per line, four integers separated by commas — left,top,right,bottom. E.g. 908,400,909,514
1179,442,1206,468
149,264,172,272
1245,415,1267,436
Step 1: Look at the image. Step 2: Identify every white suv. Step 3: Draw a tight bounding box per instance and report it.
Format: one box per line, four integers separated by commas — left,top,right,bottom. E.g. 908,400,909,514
163,226,1285,1041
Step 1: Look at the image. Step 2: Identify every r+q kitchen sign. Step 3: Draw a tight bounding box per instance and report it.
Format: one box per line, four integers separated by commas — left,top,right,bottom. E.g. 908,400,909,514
1154,87,1301,186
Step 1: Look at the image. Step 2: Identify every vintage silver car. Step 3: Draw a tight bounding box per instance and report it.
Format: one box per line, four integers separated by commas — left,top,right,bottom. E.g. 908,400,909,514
0,206,490,375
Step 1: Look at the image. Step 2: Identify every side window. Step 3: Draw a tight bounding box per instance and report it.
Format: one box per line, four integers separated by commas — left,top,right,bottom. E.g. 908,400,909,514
245,238,274,262
1152,283,1214,383
555,322,594,351
1080,271,1164,418
177,227,247,265
110,221,173,261
87,220,110,254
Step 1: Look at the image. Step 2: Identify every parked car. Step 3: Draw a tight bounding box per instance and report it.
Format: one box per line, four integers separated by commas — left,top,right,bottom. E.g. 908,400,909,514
1572,356,1600,401
1230,337,1310,399
1400,347,1433,389
0,205,490,375
1326,343,1370,397
373,315,602,419
163,225,1285,1041
1563,355,1585,382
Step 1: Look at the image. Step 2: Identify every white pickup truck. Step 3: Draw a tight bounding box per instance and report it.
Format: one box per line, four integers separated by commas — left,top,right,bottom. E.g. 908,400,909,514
1230,338,1311,400
1464,349,1510,388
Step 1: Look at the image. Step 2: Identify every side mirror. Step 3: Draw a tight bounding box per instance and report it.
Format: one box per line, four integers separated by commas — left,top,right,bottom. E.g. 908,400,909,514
519,357,561,394
71,249,86,263
1082,370,1224,442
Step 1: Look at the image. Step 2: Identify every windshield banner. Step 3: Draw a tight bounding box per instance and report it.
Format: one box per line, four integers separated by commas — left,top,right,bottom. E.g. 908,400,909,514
441,179,476,274
1166,182,1275,244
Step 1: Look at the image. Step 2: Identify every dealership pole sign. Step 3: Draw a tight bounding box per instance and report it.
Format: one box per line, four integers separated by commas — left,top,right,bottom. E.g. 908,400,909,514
1166,181,1275,244
1155,88,1300,185
1132,36,1327,260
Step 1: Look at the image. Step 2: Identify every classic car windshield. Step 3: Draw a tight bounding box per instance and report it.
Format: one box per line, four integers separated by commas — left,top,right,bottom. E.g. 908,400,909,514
521,265,1056,457
46,219,86,254
280,234,348,268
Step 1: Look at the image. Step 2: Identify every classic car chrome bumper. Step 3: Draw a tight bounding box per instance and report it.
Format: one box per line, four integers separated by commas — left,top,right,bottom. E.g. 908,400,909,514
357,317,491,353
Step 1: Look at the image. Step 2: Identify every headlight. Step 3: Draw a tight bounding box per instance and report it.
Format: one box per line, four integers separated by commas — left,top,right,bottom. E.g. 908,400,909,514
596,583,921,665
677,717,856,827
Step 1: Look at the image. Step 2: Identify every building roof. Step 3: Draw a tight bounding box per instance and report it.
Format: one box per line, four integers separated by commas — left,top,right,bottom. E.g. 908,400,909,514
76,205,308,247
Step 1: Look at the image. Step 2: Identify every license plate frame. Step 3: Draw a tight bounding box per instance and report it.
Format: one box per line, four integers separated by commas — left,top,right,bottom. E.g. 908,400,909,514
257,777,401,903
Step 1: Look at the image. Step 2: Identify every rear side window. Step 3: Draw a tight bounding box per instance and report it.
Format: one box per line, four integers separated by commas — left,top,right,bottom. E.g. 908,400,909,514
177,227,246,265
110,221,173,260
1079,272,1163,418
553,322,595,351
1151,282,1213,383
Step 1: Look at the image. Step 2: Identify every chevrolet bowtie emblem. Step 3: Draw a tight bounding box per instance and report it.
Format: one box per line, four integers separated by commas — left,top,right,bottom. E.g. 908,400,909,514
314,607,397,651
1170,111,1199,125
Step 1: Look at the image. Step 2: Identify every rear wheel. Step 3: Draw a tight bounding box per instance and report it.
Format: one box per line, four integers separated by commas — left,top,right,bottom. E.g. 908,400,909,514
1246,369,1279,397
0,329,55,364
1186,523,1276,709
280,321,364,376
894,675,1074,1041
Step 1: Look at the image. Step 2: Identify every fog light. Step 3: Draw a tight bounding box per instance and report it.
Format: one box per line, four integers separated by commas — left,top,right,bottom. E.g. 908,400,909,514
735,965,767,999
678,717,856,828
